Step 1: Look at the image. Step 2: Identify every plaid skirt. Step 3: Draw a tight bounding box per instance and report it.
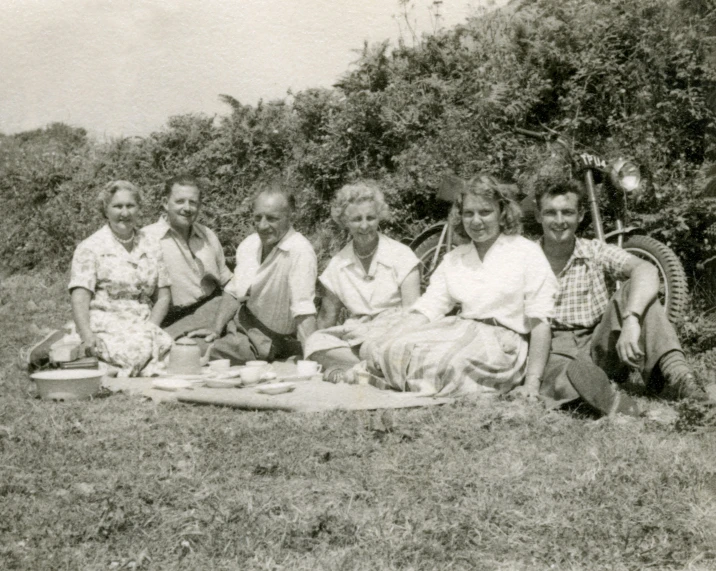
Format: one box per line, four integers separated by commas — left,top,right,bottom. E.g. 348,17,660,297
304,307,407,360
365,316,528,397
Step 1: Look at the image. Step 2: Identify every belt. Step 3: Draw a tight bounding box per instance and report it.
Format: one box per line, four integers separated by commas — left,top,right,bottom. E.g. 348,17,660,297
165,288,220,323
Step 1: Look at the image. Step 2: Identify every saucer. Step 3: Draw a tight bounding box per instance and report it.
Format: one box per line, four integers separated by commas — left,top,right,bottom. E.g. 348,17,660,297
152,379,194,392
211,366,245,380
204,378,243,389
255,382,296,395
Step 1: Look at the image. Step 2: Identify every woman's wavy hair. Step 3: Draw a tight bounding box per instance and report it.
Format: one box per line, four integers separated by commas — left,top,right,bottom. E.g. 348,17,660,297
450,174,522,238
96,180,143,219
330,180,391,229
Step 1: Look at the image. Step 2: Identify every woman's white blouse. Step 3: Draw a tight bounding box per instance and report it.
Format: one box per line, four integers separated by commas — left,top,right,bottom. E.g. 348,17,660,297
411,234,557,334
320,234,419,317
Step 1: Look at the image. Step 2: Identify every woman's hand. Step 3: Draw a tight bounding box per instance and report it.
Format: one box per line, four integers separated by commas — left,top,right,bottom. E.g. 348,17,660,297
80,332,99,357
508,373,542,402
510,383,539,402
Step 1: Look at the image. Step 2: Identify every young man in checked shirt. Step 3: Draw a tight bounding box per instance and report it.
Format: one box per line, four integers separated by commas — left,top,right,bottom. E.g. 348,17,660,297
535,179,710,415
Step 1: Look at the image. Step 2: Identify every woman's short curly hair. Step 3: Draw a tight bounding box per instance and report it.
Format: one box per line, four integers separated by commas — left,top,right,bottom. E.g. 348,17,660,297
450,174,523,238
330,180,391,228
96,180,143,219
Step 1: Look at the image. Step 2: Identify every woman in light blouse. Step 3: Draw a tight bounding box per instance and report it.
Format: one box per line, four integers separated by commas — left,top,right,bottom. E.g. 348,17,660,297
364,175,558,397
305,181,421,383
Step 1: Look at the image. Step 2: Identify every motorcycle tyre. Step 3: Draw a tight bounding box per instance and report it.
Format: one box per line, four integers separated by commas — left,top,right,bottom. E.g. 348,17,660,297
621,235,689,324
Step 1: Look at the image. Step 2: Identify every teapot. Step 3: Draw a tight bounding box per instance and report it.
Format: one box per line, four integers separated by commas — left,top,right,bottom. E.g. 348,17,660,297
166,338,213,375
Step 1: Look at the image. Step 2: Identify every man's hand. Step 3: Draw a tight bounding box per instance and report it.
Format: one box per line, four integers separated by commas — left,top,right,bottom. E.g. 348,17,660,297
187,329,219,343
616,316,644,368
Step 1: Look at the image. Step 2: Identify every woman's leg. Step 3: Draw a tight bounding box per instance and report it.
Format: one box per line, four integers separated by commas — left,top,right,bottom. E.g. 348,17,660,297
376,318,527,395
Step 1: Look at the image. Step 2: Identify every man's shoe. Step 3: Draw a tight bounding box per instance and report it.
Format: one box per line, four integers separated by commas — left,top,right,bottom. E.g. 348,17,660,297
566,357,641,417
674,373,710,402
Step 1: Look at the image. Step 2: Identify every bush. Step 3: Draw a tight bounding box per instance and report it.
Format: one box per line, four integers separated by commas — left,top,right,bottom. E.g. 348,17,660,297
1,0,714,288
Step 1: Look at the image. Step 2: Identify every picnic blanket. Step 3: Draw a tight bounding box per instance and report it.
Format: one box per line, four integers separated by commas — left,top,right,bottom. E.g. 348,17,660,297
103,361,461,412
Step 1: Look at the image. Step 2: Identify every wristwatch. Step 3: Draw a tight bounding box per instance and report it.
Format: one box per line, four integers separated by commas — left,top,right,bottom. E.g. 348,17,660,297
622,309,642,321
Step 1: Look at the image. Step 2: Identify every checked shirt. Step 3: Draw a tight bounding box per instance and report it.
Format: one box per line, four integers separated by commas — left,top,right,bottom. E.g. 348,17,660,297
546,237,631,331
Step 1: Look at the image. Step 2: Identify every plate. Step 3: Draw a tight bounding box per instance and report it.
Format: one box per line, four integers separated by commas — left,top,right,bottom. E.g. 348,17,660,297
204,378,243,389
277,374,316,382
255,382,296,395
152,379,194,392
158,372,207,380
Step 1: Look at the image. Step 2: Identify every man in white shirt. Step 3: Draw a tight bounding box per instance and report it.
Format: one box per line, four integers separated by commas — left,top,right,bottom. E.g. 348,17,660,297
143,175,233,340
189,185,318,363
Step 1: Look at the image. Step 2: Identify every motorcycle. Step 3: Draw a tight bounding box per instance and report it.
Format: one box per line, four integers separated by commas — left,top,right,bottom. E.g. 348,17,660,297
409,127,689,323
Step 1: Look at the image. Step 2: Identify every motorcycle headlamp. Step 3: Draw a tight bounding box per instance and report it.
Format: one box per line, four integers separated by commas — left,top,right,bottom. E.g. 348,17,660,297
610,159,641,193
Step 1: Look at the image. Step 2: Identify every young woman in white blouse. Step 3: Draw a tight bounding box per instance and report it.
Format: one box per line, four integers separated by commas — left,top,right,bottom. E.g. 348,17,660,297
363,175,558,397
305,181,421,384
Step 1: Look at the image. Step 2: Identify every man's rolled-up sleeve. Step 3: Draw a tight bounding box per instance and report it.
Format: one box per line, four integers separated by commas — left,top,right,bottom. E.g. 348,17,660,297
289,245,318,318
228,239,256,299
209,229,234,287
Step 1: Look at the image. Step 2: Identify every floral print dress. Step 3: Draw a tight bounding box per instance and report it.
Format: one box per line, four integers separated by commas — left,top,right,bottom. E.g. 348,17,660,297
69,225,173,376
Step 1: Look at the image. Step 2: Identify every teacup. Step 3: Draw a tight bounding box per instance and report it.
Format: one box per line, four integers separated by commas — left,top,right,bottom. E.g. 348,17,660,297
208,359,231,372
242,361,270,385
354,370,372,386
296,360,322,377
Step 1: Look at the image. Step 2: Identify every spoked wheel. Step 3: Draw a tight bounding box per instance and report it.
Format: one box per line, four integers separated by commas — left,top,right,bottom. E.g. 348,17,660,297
413,233,447,292
413,230,468,292
622,235,689,323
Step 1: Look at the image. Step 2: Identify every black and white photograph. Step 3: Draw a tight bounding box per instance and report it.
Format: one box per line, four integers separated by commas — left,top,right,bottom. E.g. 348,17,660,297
2,0,716,568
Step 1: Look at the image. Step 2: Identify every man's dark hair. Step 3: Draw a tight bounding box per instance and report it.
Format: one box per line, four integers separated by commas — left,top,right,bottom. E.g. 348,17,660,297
534,178,587,211
164,175,202,198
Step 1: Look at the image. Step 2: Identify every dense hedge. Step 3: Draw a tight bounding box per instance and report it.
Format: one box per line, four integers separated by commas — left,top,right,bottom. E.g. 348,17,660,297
1,0,715,283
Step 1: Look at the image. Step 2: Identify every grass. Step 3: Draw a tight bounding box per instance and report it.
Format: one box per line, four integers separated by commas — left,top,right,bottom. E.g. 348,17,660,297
2,270,716,570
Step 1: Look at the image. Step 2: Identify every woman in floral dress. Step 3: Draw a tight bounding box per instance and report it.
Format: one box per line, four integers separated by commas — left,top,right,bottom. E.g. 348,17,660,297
69,180,173,376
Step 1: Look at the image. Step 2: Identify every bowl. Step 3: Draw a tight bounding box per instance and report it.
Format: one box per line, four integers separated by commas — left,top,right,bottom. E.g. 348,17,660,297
30,369,103,401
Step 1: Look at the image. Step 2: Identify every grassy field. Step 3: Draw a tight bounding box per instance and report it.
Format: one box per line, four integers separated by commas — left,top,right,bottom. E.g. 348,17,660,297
2,271,716,570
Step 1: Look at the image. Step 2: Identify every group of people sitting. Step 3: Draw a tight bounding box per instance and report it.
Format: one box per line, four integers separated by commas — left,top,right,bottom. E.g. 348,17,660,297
29,173,711,414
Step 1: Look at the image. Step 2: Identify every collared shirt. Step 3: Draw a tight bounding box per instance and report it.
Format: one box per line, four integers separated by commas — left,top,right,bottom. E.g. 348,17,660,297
547,237,631,331
412,234,557,334
143,216,233,308
227,227,317,335
320,234,419,317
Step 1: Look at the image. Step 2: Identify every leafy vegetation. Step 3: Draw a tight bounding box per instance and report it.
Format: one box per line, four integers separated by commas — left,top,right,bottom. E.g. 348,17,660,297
2,2,716,566
1,0,715,280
